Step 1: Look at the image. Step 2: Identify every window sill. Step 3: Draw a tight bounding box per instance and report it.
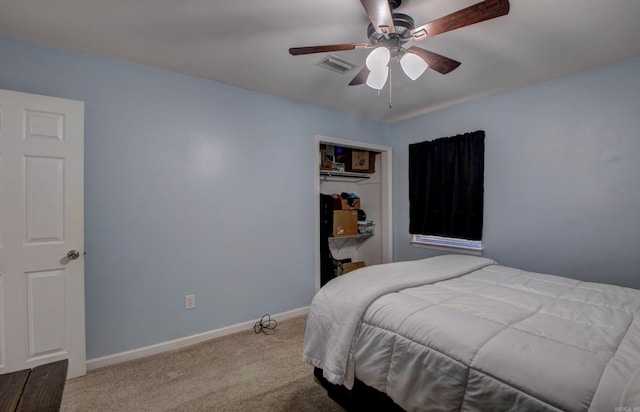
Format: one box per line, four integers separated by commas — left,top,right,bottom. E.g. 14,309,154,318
411,235,484,256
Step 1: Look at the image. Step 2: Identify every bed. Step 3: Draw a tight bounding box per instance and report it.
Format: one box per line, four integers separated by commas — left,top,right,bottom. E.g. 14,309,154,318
303,254,640,411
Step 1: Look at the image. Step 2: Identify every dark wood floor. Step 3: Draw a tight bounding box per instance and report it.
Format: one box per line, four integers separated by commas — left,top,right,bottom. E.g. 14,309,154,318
0,359,68,412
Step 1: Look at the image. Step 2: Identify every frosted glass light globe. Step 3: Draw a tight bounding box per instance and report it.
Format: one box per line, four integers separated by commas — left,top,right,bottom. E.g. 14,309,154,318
400,52,428,80
366,66,389,90
366,47,390,71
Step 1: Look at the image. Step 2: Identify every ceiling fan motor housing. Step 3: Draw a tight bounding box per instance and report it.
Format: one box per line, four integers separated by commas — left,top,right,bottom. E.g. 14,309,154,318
367,13,415,47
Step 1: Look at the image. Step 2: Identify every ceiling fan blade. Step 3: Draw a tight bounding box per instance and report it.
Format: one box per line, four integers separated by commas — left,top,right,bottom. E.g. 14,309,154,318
360,0,395,34
411,0,509,40
407,46,461,75
348,66,371,86
289,43,368,56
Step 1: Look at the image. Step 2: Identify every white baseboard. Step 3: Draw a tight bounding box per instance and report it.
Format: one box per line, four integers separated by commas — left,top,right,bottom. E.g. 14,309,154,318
86,306,310,371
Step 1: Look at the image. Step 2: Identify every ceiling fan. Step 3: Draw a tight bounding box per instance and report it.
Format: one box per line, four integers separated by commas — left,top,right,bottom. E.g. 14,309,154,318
289,0,510,90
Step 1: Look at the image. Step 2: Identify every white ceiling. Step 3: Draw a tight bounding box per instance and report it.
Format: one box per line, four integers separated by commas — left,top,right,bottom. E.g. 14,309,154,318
1,0,640,123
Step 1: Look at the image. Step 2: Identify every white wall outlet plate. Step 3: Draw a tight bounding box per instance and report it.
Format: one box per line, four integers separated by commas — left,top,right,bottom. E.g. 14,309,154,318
185,294,196,309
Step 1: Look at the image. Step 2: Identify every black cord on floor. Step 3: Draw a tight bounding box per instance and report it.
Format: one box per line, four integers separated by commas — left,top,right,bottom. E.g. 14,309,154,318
254,313,277,335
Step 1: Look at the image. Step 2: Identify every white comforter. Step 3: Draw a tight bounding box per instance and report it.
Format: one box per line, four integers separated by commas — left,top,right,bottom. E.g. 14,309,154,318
303,255,640,411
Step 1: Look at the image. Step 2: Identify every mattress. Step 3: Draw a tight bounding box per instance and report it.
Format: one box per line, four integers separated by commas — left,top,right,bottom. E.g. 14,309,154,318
303,255,640,411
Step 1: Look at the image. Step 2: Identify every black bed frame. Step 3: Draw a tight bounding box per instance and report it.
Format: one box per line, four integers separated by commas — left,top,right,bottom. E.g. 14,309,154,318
313,367,405,411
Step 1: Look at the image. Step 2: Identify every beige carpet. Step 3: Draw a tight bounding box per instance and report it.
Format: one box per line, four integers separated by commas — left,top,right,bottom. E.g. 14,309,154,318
61,316,344,411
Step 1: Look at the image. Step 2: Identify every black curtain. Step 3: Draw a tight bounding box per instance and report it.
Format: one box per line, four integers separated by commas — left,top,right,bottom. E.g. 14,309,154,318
409,130,484,240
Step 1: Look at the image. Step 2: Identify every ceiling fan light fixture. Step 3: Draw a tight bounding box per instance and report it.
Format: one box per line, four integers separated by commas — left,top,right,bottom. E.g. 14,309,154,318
365,46,391,71
366,66,389,90
400,52,428,80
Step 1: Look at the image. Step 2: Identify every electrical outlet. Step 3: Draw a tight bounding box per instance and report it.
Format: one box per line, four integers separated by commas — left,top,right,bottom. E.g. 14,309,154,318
185,294,196,310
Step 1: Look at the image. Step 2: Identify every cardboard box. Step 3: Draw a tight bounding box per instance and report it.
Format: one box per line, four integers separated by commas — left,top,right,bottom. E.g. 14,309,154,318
332,210,358,237
333,197,361,210
342,261,365,274
347,150,376,173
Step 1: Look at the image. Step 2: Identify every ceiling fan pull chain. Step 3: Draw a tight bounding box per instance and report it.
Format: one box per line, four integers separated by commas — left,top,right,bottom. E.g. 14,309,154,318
389,64,393,109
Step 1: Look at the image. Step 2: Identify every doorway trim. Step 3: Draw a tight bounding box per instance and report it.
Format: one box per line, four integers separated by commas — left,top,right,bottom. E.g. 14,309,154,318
314,135,393,291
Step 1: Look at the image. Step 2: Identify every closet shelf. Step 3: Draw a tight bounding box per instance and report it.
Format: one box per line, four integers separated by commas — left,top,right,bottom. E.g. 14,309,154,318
329,233,373,254
320,170,371,182
329,233,373,241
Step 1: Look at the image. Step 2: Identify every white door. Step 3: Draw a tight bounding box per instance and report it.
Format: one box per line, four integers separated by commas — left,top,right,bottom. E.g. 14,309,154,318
0,89,86,378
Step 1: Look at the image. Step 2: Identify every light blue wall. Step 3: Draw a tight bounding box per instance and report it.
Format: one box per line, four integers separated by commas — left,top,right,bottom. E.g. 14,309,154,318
392,57,640,289
3,34,639,360
0,36,391,359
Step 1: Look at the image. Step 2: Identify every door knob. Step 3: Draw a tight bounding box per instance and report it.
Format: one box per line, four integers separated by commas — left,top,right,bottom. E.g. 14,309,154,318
67,250,80,260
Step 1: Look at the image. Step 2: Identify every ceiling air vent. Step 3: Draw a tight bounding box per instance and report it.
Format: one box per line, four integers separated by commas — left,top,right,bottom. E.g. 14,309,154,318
317,55,357,74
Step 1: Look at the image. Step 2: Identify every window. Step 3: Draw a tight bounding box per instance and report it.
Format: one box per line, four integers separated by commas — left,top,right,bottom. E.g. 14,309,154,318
409,131,485,252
